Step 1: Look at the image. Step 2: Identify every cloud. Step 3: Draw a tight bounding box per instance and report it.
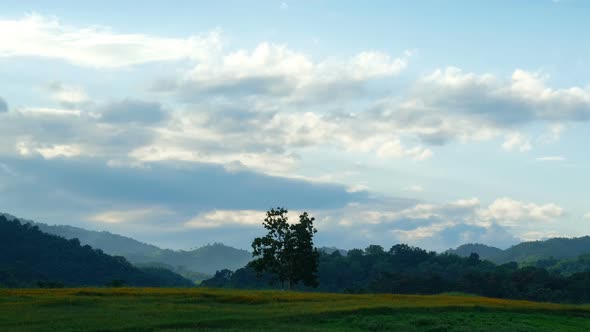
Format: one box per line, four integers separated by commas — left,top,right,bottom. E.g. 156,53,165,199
185,210,264,229
536,156,566,162
0,102,158,160
0,14,221,67
0,97,7,112
44,82,88,107
96,99,168,124
0,156,367,223
480,197,564,226
502,133,532,152
361,67,588,151
0,155,561,251
417,67,590,124
155,42,409,101
308,196,563,251
90,207,173,224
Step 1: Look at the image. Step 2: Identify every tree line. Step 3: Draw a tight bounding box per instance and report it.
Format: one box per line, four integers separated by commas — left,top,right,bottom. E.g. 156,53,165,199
203,208,590,304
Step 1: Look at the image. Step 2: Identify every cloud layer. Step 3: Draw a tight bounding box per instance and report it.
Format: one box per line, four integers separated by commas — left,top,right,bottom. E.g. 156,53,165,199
0,14,586,250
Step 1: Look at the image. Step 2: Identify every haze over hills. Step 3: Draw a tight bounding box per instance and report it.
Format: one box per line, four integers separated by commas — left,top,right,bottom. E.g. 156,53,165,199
4,211,590,280
448,236,590,264
1,213,252,275
0,215,193,287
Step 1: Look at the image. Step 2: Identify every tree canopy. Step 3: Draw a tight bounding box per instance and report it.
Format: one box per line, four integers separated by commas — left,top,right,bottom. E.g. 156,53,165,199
250,208,319,289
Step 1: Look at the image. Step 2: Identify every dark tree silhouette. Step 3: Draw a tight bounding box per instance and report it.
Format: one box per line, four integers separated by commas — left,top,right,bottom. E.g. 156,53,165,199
251,208,319,289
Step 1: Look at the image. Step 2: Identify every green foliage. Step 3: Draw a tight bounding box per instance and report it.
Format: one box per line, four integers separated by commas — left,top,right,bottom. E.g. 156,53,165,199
531,253,590,276
207,242,590,303
251,208,319,289
0,215,193,288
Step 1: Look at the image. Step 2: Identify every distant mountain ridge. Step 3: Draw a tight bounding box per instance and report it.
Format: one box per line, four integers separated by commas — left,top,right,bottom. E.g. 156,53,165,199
0,215,193,287
1,213,252,275
448,236,590,264
446,243,504,261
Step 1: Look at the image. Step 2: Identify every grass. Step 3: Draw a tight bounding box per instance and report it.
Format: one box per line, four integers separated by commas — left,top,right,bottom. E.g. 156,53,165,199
0,288,589,331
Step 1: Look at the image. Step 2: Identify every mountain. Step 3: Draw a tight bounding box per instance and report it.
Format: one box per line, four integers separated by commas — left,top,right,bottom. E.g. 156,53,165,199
0,215,193,287
2,214,252,275
495,237,590,264
447,243,504,261
319,246,348,256
448,237,590,264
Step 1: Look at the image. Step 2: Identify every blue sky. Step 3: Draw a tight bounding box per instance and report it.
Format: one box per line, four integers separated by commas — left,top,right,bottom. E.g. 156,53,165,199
1,1,589,251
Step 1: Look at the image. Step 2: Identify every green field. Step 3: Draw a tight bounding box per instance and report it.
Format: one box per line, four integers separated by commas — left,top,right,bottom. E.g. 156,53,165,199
0,288,589,331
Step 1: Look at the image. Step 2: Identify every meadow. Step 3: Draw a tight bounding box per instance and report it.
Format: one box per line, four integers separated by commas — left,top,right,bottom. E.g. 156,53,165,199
0,288,589,332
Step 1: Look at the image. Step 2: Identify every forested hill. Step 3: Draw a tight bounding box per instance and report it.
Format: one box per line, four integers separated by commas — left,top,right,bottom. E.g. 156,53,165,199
205,244,590,303
447,243,503,262
446,244,503,261
1,213,252,275
448,236,590,264
0,215,193,287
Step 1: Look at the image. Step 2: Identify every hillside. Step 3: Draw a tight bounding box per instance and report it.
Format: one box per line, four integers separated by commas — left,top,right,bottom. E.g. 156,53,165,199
495,237,590,264
2,213,252,275
0,215,193,287
446,243,503,261
41,224,253,275
449,237,590,264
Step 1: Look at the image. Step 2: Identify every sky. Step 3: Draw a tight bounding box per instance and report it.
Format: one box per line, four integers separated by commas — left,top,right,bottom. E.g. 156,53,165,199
1,0,590,251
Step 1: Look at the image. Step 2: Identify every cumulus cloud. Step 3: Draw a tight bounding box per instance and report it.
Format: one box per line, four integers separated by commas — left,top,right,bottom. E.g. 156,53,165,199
0,101,160,160
0,14,221,67
370,67,590,150
155,42,409,102
417,67,590,124
308,196,563,251
479,197,564,226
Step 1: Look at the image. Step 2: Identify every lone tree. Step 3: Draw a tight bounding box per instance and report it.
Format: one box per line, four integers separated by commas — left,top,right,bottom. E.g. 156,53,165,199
251,207,319,289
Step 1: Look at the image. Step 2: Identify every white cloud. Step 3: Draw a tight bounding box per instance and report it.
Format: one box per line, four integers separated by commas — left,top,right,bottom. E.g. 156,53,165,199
36,144,82,159
502,133,532,152
536,156,566,162
44,82,88,106
404,185,425,193
392,221,455,241
174,42,409,101
0,14,221,67
90,207,172,224
480,197,564,226
184,209,305,229
16,107,82,117
519,230,563,242
185,210,264,229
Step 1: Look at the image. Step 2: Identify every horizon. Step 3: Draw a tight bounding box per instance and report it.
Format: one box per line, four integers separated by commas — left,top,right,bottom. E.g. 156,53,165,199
2,1,590,252
3,210,586,253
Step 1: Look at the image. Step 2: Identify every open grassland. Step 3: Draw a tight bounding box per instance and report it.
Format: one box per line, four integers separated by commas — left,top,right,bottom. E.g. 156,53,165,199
0,288,589,331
